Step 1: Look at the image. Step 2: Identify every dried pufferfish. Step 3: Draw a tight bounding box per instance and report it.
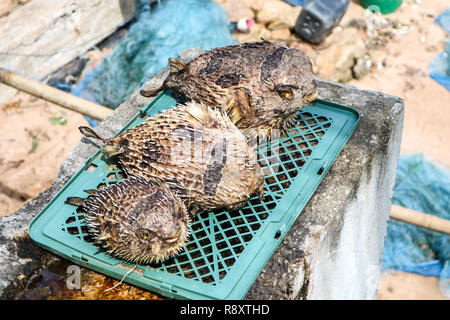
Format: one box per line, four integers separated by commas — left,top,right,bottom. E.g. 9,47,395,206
140,40,319,138
79,101,264,213
65,175,189,264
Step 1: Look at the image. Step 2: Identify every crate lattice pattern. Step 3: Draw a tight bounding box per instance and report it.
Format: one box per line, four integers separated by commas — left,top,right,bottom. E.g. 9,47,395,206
60,111,333,285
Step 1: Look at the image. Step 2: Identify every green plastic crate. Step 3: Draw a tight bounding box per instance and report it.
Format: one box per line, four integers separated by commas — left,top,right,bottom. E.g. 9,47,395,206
28,91,359,300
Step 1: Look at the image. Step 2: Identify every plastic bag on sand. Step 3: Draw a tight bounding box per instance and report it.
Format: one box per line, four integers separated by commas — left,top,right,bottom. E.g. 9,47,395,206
428,9,450,91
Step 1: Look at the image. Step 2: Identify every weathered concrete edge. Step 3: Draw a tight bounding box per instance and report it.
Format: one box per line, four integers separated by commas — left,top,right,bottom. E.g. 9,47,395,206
311,80,404,300
308,95,404,299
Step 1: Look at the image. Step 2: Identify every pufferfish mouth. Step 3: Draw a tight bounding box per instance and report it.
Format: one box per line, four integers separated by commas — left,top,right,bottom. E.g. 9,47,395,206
116,224,189,265
137,236,187,264
306,88,319,103
165,228,182,244
159,224,189,255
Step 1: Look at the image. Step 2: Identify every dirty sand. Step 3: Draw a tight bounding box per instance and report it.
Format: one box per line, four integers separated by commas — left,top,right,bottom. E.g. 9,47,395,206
0,92,89,217
0,0,29,18
377,270,447,300
0,0,448,300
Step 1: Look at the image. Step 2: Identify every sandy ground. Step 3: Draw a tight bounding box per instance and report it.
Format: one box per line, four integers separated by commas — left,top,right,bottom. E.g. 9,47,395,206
0,92,89,216
0,0,29,18
0,0,448,300
377,270,447,300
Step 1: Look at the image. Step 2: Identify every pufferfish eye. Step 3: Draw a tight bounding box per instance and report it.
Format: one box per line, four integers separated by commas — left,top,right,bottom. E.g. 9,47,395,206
277,87,293,100
139,229,154,240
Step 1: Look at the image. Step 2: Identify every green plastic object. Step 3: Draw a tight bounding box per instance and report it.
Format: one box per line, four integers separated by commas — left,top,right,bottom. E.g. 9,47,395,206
360,0,402,14
28,91,359,300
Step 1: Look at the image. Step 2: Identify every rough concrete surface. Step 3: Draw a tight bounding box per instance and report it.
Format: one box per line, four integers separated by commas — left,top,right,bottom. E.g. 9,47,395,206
0,48,404,300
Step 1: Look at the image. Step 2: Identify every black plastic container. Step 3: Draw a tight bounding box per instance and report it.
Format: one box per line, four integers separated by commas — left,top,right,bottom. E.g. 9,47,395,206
294,0,349,44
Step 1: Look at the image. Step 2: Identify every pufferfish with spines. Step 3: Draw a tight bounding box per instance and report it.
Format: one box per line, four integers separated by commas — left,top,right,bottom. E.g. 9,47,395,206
79,101,264,214
140,40,318,139
65,175,189,264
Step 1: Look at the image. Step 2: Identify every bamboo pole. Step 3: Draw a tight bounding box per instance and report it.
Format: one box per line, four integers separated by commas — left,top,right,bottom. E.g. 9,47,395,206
390,204,450,235
0,67,112,120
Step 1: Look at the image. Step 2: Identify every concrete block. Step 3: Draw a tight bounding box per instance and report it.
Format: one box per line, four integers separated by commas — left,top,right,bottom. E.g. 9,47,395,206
0,48,404,300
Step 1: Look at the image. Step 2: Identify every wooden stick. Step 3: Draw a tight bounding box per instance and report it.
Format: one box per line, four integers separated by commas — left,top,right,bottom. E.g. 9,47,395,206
0,67,112,120
390,204,450,235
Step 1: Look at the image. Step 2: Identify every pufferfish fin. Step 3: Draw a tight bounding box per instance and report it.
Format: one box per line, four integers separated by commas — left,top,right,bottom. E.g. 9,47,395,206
83,189,98,195
79,126,106,143
65,197,85,206
225,88,251,125
140,58,186,97
183,101,210,124
168,57,187,73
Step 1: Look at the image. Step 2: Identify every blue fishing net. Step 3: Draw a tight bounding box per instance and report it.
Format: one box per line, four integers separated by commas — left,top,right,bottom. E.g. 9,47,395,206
428,9,450,91
434,8,450,34
382,154,450,297
74,0,235,111
428,40,450,91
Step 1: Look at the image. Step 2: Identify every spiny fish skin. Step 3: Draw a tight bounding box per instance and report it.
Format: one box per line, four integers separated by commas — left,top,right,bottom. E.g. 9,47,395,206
67,175,189,264
141,40,318,138
80,102,264,214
